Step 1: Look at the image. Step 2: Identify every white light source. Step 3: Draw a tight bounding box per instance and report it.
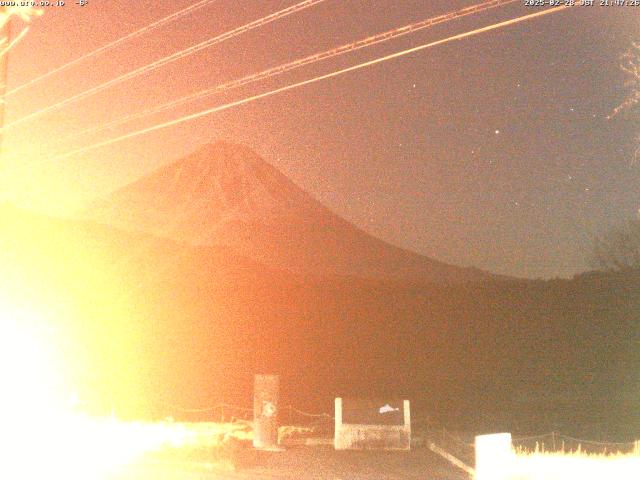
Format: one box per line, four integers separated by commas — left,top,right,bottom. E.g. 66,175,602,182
475,433,514,480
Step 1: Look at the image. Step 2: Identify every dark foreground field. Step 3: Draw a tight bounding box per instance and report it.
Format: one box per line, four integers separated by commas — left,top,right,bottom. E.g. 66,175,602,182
111,446,467,480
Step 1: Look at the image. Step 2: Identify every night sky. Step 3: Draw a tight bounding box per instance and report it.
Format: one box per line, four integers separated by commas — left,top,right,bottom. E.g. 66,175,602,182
1,1,638,279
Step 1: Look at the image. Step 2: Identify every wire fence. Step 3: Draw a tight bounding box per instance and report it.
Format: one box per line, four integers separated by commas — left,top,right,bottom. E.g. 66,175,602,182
512,432,640,455
157,401,639,456
281,405,335,437
160,402,253,423
424,428,639,458
420,425,476,466
159,401,334,426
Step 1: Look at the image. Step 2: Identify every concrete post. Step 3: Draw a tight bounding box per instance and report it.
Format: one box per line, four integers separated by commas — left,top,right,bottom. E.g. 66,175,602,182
475,433,513,480
334,397,343,449
253,374,279,450
403,399,410,429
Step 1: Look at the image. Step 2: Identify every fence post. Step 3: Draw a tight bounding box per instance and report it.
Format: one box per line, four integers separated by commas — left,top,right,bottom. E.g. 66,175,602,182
334,397,343,450
403,400,411,429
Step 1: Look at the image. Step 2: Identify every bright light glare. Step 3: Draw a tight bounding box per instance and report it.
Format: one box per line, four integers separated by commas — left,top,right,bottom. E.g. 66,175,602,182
0,302,192,479
512,450,640,480
0,6,42,27
0,306,66,417
475,433,640,480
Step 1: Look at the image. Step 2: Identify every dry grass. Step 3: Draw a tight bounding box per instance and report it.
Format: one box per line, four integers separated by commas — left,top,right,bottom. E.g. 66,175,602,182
139,420,254,471
504,444,640,480
511,450,640,480
277,425,317,444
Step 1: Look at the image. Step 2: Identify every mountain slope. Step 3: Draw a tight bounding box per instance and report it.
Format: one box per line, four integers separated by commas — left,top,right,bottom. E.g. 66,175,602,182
85,141,493,283
2,204,638,437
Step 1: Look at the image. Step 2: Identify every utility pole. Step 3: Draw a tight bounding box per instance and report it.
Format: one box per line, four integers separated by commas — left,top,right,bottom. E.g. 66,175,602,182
0,8,10,199
0,9,10,149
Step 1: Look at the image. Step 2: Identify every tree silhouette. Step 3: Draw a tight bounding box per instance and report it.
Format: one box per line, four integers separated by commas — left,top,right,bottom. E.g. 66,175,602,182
608,41,640,166
591,219,640,272
609,41,640,119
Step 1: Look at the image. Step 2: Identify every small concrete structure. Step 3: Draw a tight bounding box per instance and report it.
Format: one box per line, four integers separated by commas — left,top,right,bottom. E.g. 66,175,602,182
253,374,280,450
334,397,411,450
475,433,514,480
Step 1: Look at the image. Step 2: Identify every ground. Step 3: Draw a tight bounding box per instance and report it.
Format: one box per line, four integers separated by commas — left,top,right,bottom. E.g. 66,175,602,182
112,446,468,480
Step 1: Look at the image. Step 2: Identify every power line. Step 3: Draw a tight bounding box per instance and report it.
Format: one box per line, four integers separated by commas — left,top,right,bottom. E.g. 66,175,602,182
7,3,332,295
47,5,572,163
60,0,518,144
0,26,28,62
5,0,220,97
3,0,329,130
45,6,571,353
